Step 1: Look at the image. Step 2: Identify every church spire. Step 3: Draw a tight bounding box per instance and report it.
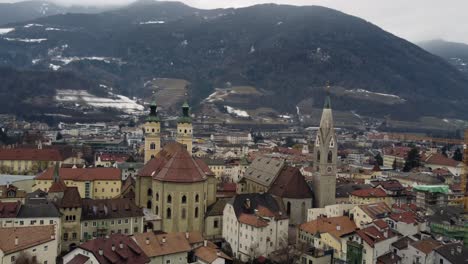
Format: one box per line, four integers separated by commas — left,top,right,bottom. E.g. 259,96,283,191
324,81,331,109
53,162,60,183
178,100,192,123
146,91,160,122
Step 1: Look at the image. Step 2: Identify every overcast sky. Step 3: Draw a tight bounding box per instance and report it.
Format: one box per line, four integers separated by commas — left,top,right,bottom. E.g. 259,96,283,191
1,0,467,43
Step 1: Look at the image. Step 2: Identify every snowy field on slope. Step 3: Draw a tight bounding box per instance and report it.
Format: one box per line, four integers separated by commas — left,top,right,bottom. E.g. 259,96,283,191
56,90,144,114
225,106,249,117
0,28,15,34
346,89,404,100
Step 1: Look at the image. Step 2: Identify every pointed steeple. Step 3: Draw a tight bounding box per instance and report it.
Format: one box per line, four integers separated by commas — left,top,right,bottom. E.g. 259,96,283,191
53,162,60,183
319,82,334,130
324,82,331,109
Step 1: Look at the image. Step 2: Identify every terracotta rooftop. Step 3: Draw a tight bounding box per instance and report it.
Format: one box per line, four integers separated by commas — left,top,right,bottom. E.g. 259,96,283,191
67,254,90,264
195,245,232,263
389,211,419,224
370,180,404,191
425,153,461,167
351,188,387,198
36,167,121,181
0,148,63,161
358,202,392,220
299,216,357,239
383,147,411,158
0,201,20,218
410,238,442,254
0,184,26,199
139,142,213,183
356,226,396,248
268,166,314,199
0,226,55,254
79,233,149,264
56,187,82,208
133,232,191,257
373,219,389,229
391,236,415,250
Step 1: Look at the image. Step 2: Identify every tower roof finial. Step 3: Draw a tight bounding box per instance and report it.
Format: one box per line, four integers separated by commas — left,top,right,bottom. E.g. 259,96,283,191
146,90,160,122
324,81,331,109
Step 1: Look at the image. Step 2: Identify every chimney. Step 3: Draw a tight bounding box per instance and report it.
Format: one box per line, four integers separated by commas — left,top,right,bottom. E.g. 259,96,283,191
216,250,221,257
204,240,208,247
254,209,259,216
99,248,103,256
383,230,388,238
185,232,189,239
14,237,18,246
451,248,455,255
336,225,341,231
391,254,394,260
162,237,166,243
111,244,115,251
119,241,124,249
456,245,462,254
145,238,150,245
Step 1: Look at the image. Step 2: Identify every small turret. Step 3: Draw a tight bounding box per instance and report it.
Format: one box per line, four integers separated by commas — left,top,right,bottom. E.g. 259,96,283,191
178,101,192,123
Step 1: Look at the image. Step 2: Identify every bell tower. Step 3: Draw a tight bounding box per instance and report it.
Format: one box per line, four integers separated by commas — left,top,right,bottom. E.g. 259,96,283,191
144,96,161,163
176,101,193,153
312,83,337,208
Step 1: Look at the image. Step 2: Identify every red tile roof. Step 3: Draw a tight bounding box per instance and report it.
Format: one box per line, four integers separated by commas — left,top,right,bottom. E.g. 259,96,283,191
425,153,461,167
390,211,418,224
0,201,20,218
268,166,313,199
67,254,90,264
36,167,121,181
356,226,396,247
0,148,63,161
373,219,389,229
0,226,55,254
383,147,411,158
359,202,392,220
410,238,442,254
97,154,129,163
299,216,357,239
79,234,150,264
139,142,213,183
351,188,387,198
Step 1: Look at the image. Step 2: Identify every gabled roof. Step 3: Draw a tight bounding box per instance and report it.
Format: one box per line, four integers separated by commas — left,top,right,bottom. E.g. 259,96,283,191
17,202,61,218
195,245,232,263
391,236,415,250
299,216,357,239
0,226,55,254
229,193,287,227
370,180,404,192
0,184,26,199
351,188,387,198
268,166,313,199
425,153,461,167
410,238,442,254
358,202,392,220
0,148,63,161
356,226,396,248
67,254,90,264
132,232,191,257
36,167,121,181
79,234,150,264
434,243,468,263
139,142,213,183
389,211,419,224
57,187,82,208
206,198,229,217
81,198,143,220
243,156,285,187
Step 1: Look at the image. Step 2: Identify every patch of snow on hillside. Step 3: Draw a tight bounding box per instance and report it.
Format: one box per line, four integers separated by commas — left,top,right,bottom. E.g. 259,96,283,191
24,24,43,28
279,115,292,119
49,64,61,71
32,59,41,64
443,118,449,123
225,106,249,117
55,90,144,114
0,28,15,35
139,20,165,25
181,40,188,47
53,56,122,65
276,21,283,25
4,38,47,43
45,27,61,31
346,89,405,101
203,89,235,103
249,45,255,53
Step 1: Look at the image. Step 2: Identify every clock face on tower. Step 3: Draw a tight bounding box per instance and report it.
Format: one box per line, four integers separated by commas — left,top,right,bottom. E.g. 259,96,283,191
327,166,333,173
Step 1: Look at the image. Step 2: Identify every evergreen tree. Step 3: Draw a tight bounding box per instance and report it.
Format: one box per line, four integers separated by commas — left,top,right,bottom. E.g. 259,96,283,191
375,153,383,166
441,146,448,157
56,132,63,140
453,148,463,161
403,147,421,172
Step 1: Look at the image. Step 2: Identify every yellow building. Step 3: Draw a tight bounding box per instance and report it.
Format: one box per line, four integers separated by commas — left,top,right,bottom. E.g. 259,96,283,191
136,142,217,233
176,102,193,154
144,99,161,163
0,148,65,175
349,187,391,206
34,167,122,199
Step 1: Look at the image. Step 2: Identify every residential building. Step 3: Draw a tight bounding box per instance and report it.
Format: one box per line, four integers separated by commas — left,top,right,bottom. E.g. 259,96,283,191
351,202,392,228
204,198,229,241
0,147,65,175
136,142,217,233
298,216,357,261
391,236,415,264
428,206,468,246
354,225,398,264
383,147,410,169
307,203,356,221
387,211,426,236
406,238,442,264
0,184,26,203
434,242,467,264
80,198,144,240
222,193,289,262
63,233,150,264
0,226,58,264
34,167,122,199
132,232,191,264
413,185,449,209
424,153,463,176
349,187,390,205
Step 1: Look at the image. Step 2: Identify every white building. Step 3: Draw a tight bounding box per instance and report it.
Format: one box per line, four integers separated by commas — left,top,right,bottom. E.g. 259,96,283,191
0,226,58,264
222,193,289,262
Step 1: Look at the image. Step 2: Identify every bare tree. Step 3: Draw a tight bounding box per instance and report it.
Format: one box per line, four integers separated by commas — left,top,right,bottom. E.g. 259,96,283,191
15,252,39,264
